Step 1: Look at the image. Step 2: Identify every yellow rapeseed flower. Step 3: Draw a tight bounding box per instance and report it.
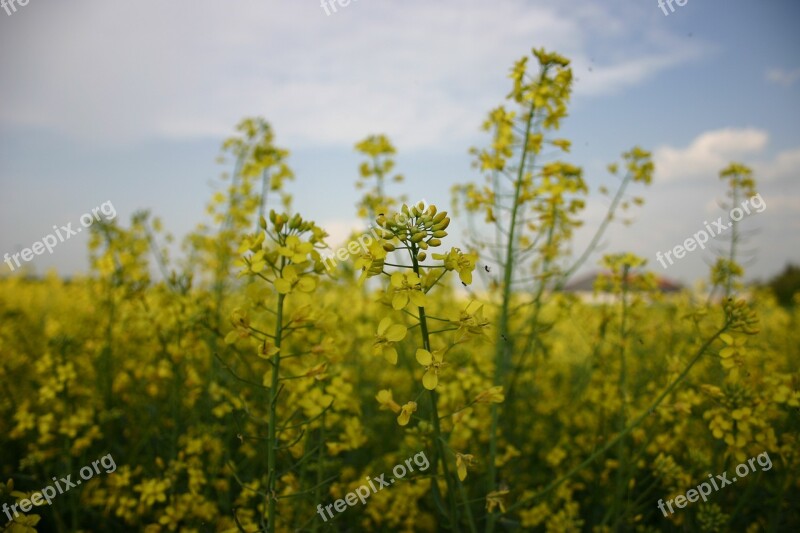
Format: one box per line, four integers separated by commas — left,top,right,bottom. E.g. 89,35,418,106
274,265,316,294
397,401,417,426
416,348,446,390
456,453,475,481
390,271,426,309
373,318,407,364
278,235,313,263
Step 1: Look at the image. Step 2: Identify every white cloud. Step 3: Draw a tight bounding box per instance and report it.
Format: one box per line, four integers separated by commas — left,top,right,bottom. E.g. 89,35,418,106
756,148,800,182
766,67,800,87
654,128,769,182
0,0,708,149
317,218,383,251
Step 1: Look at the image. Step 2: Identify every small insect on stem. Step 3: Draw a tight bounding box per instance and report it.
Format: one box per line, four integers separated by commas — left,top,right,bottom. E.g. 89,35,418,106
484,265,491,272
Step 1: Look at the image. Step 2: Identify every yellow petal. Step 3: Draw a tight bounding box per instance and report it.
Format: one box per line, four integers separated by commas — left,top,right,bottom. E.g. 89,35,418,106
392,292,408,310
297,276,316,292
397,410,411,426
224,330,239,344
416,349,433,366
409,290,426,307
385,324,407,342
376,390,393,404
274,278,292,294
457,457,467,481
377,317,392,335
422,369,438,390
282,264,298,282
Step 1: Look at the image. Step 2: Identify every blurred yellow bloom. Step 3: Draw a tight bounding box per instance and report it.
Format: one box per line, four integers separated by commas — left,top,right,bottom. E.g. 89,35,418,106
6,514,41,533
257,340,280,359
373,318,407,364
456,453,475,481
304,362,328,380
475,386,505,404
486,489,510,513
376,389,402,413
397,401,417,426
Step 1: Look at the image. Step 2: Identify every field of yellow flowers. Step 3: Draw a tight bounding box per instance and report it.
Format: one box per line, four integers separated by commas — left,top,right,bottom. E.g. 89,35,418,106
1,48,798,533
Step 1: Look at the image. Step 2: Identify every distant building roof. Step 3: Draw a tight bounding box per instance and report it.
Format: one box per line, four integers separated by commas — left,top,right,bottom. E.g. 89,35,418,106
563,271,683,293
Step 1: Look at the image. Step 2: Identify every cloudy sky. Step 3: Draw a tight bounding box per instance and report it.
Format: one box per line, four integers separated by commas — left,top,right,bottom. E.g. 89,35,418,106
1,0,798,285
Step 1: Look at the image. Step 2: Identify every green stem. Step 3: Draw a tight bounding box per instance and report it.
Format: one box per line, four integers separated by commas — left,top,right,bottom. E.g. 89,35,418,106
411,250,462,531
557,173,632,290
612,266,630,530
487,69,543,533
267,291,286,533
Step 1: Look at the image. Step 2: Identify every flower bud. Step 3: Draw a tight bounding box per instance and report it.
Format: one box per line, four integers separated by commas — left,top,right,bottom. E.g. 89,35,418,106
417,251,427,261
434,217,450,230
428,238,442,247
432,230,447,238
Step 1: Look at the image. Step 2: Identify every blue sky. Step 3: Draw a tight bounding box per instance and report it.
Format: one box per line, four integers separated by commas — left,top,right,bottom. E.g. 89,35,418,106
1,0,798,285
